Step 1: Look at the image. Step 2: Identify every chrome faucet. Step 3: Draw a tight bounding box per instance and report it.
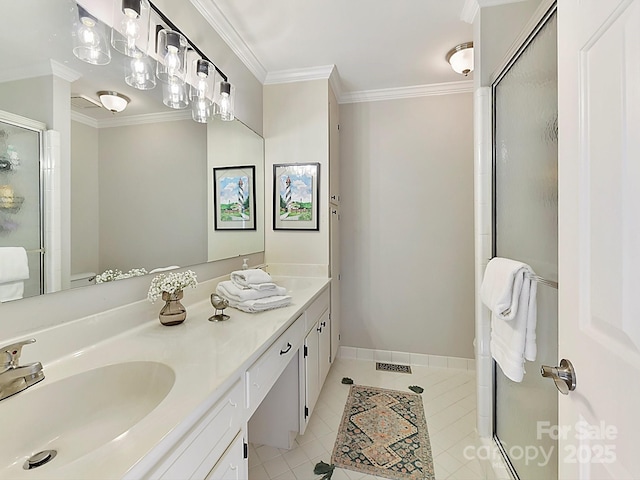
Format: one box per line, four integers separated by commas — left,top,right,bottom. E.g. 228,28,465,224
0,339,44,401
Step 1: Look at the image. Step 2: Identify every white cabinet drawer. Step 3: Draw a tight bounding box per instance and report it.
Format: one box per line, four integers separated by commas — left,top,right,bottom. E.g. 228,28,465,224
204,433,246,480
246,314,304,414
157,381,243,480
305,287,330,331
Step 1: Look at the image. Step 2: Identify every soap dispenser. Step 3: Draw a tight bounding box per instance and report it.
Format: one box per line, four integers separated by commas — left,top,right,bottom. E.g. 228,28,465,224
242,258,249,270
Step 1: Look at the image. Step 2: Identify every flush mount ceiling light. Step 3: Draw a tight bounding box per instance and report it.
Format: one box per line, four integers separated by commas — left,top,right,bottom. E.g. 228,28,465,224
97,91,131,113
446,42,474,76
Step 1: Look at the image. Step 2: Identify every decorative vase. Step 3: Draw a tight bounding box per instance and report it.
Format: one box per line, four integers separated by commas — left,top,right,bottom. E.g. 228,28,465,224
158,290,187,326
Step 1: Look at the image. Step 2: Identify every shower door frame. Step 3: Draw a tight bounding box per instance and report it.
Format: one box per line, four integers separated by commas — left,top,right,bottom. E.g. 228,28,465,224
0,109,46,296
490,3,558,479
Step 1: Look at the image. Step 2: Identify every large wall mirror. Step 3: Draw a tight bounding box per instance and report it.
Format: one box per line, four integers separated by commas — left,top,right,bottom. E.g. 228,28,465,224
0,0,264,302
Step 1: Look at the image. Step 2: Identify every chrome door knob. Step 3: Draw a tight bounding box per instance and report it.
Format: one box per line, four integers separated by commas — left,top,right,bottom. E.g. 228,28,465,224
541,359,576,395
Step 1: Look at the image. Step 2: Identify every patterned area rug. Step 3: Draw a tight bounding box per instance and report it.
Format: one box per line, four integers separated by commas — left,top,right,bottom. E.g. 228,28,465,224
331,385,434,480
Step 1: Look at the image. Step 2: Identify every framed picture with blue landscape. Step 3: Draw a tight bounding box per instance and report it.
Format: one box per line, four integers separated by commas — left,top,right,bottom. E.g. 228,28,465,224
213,165,256,231
273,163,320,231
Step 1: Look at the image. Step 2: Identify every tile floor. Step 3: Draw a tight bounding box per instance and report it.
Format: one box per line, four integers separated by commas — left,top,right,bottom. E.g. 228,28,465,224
248,357,485,480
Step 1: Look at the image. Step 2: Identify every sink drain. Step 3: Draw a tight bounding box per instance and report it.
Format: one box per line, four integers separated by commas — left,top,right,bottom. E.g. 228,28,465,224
23,450,57,470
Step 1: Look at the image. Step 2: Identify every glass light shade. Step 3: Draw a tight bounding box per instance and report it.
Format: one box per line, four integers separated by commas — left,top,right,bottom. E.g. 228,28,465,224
111,0,151,57
97,91,130,113
156,29,187,84
446,42,474,76
162,79,189,109
125,51,156,90
72,4,111,65
190,59,215,123
214,81,235,122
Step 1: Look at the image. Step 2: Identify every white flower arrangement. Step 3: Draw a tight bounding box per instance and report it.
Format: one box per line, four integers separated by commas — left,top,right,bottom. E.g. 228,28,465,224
148,269,198,303
95,268,148,283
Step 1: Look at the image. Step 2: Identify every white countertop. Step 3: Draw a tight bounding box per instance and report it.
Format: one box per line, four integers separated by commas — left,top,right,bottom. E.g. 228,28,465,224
0,275,330,479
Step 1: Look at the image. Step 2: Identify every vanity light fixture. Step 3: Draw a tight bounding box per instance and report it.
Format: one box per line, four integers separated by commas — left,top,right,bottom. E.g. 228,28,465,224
71,5,111,66
111,0,151,57
70,2,237,123
214,81,235,122
156,29,188,84
446,42,474,76
97,91,130,113
190,59,215,122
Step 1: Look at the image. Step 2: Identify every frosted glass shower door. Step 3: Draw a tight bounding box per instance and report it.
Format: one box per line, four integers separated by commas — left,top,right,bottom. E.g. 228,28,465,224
0,116,44,299
492,8,558,480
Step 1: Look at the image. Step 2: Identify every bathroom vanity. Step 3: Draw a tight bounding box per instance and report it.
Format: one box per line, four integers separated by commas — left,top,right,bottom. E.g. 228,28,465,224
0,275,332,479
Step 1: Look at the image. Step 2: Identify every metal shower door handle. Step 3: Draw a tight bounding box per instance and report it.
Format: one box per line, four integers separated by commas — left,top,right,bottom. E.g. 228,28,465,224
541,359,576,395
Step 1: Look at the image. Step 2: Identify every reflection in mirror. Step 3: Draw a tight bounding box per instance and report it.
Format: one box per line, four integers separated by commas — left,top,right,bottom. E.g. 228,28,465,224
0,0,264,302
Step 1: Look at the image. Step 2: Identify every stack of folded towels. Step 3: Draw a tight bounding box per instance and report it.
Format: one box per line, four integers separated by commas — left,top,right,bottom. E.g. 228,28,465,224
216,269,291,313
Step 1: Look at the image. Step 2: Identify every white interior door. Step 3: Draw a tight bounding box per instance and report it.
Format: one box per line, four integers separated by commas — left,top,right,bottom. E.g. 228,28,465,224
558,0,640,478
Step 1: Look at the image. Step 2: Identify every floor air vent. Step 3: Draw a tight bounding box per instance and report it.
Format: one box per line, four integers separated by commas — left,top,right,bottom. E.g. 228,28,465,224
375,362,412,374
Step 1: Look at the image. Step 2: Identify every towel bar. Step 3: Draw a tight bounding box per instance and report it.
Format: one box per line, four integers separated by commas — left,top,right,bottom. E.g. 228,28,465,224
526,273,558,289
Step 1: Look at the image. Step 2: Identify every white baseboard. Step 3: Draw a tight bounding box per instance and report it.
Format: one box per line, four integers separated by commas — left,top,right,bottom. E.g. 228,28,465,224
338,346,476,372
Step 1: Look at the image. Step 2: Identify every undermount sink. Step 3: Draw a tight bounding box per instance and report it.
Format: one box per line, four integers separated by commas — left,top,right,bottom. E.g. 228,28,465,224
0,361,175,475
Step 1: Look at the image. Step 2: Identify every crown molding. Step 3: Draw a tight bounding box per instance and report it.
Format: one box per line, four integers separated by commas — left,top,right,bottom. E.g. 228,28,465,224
0,60,81,84
264,65,336,85
461,0,480,23
339,80,474,104
189,0,267,83
70,110,99,128
98,110,192,128
49,60,82,83
70,110,192,129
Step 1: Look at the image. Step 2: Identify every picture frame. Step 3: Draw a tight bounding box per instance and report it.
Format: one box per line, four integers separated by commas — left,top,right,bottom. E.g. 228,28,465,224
273,163,320,231
213,165,256,231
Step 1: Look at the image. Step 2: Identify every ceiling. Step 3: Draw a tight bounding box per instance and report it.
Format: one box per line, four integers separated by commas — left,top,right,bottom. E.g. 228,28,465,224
0,0,474,120
193,0,474,96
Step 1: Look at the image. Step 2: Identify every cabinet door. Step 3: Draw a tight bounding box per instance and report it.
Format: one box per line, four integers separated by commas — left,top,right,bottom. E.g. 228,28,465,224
329,87,340,205
330,206,341,360
205,433,246,480
318,310,331,386
304,324,320,424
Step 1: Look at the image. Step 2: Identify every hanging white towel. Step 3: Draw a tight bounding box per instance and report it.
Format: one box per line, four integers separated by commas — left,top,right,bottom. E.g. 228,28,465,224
0,281,25,302
216,281,287,303
0,247,29,302
481,257,538,382
0,247,29,284
230,268,274,290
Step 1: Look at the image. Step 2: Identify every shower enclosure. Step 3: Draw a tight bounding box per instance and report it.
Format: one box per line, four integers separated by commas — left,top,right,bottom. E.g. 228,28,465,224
492,6,558,480
0,111,46,299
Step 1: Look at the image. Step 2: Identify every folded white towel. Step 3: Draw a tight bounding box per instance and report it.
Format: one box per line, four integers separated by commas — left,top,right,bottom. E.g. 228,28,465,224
481,257,538,382
217,281,287,303
230,269,273,289
0,247,29,284
0,281,25,302
225,294,292,313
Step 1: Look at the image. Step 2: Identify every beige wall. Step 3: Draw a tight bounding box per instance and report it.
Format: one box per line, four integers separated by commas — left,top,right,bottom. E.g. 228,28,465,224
264,80,330,268
70,121,99,275
98,120,208,272
340,93,475,358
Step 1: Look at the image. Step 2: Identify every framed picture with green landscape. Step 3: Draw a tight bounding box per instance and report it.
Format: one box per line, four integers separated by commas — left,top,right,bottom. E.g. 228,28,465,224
273,163,320,231
213,165,256,231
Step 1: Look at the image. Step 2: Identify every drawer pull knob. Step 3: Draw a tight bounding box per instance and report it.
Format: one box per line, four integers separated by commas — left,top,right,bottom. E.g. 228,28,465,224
280,342,292,355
